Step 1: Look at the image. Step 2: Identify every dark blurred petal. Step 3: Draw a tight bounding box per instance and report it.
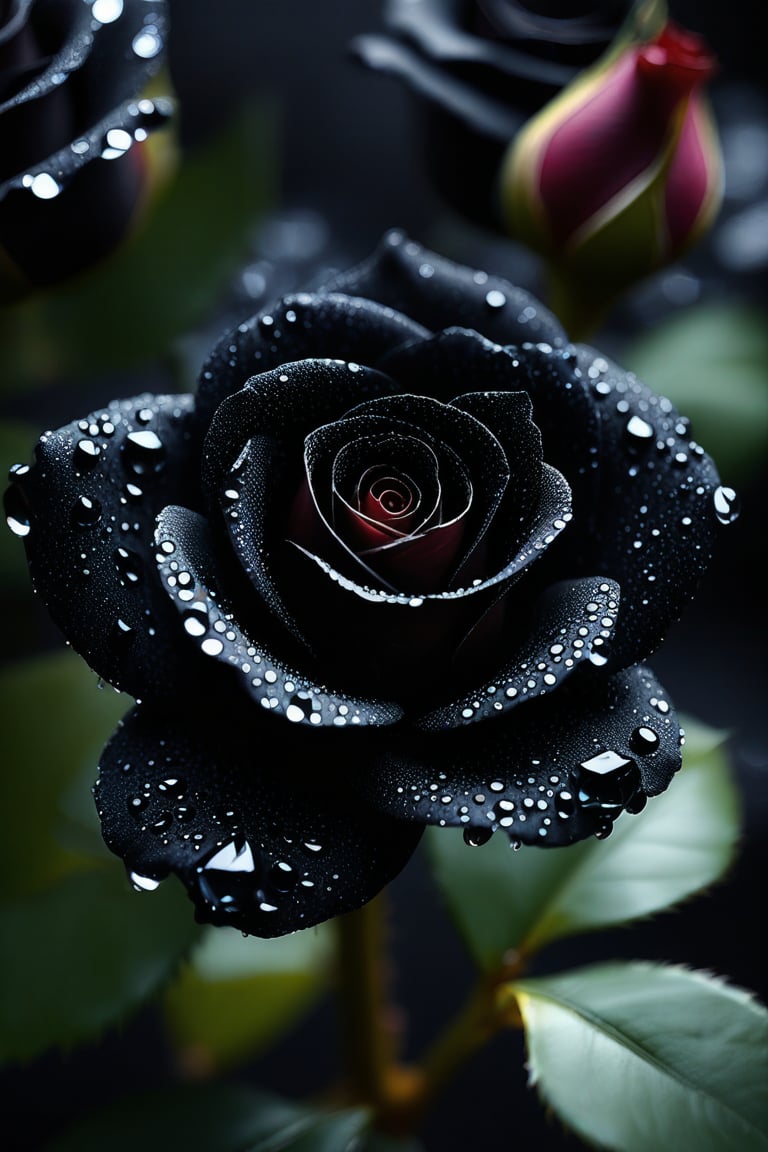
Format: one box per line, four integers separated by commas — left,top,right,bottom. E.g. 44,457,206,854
94,704,424,938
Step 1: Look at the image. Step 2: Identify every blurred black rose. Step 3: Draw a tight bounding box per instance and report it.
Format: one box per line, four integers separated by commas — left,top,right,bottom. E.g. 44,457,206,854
5,232,730,938
0,0,172,303
353,0,663,228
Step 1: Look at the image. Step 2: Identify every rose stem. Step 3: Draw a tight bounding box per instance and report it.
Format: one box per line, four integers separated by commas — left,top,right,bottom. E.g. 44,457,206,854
334,892,397,1111
397,954,526,1132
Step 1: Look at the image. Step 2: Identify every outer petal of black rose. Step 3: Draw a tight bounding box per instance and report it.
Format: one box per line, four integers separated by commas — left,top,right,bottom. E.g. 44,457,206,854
572,346,723,669
322,230,566,349
93,705,424,938
361,663,681,848
417,576,620,729
4,393,214,702
154,504,404,729
195,293,429,428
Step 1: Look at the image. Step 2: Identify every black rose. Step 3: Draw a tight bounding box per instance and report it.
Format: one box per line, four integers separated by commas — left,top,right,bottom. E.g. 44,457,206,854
5,231,729,938
0,0,171,302
353,0,659,229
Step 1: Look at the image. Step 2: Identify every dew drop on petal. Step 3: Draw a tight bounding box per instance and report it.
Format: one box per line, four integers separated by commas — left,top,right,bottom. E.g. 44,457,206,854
713,485,740,525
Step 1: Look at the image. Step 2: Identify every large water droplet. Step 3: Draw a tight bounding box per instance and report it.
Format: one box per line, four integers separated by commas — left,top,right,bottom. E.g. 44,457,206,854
577,750,641,813
73,439,101,470
72,495,102,527
713,485,740,525
123,429,165,476
463,826,494,847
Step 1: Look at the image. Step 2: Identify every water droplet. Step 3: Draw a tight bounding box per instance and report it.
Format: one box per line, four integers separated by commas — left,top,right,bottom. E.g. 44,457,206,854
4,485,31,537
556,791,575,818
28,173,60,200
196,838,259,915
577,750,641,814
72,495,102,527
123,429,165,476
73,439,101,470
485,289,506,309
713,485,740,525
129,872,161,892
463,826,494,847
127,794,149,815
625,414,654,443
92,0,123,22
132,27,162,58
630,726,660,753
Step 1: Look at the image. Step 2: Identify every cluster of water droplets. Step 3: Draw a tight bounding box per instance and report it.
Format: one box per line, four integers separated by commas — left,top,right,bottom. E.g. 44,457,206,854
398,710,670,848
105,752,330,929
579,354,739,534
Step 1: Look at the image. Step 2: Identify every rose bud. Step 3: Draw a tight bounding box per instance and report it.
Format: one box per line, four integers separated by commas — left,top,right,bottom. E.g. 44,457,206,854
499,21,724,331
0,0,173,304
5,232,732,939
353,0,662,229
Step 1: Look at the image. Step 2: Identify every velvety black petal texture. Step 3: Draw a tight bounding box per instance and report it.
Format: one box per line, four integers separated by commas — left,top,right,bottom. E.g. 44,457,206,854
94,706,424,937
7,231,727,937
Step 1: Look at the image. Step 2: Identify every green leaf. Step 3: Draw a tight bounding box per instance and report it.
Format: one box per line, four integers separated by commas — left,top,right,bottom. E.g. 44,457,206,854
46,1083,369,1152
425,718,739,967
0,101,274,389
0,866,201,1064
510,961,768,1151
0,650,130,899
624,303,768,485
163,922,334,1071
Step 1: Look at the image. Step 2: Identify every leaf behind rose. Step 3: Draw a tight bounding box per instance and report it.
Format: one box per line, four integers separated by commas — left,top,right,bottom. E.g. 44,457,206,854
424,718,739,967
506,961,768,1152
45,1082,370,1152
162,922,334,1072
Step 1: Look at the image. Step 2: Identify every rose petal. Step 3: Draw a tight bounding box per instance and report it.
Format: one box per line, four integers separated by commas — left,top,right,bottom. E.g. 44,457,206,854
573,345,722,668
195,293,429,428
4,392,206,701
154,504,403,729
322,229,566,348
416,576,621,729
94,704,423,938
362,663,682,847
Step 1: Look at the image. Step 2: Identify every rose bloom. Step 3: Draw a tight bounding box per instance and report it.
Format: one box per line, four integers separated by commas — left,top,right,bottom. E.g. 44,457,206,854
0,0,171,303
5,232,730,938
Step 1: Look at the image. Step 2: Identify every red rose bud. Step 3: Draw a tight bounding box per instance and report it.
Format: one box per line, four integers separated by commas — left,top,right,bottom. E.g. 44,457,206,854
0,0,174,304
499,22,723,334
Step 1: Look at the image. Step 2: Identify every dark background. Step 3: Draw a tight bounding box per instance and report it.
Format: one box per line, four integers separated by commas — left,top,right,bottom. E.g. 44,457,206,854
5,2,767,1149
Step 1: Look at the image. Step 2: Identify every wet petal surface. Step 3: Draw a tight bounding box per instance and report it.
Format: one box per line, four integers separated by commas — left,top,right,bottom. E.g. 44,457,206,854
94,705,424,938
